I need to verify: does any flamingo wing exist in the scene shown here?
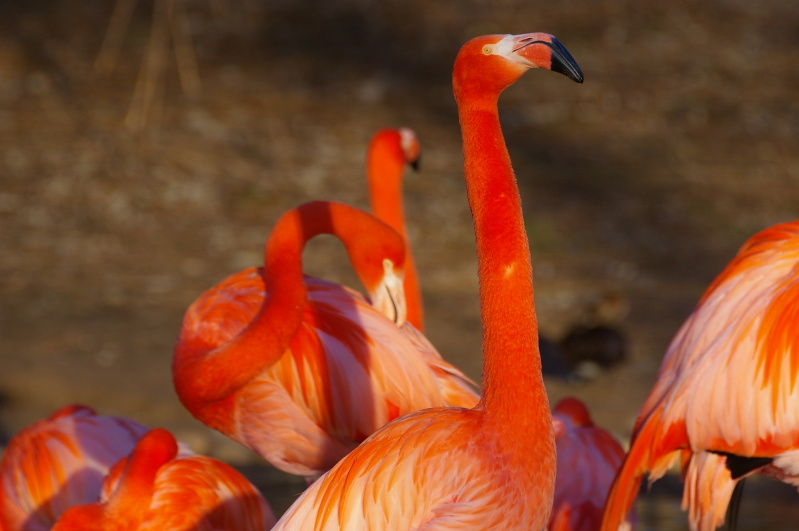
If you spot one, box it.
[398,322,480,409]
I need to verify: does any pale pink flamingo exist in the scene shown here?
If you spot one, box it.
[549,397,630,531]
[366,127,425,331]
[51,428,275,530]
[272,33,583,529]
[601,221,799,530]
[172,200,478,480]
[0,405,148,530]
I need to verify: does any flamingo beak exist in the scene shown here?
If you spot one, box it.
[546,37,584,83]
[511,34,584,84]
[369,259,407,327]
[552,416,567,441]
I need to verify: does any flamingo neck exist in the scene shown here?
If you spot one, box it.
[367,136,425,331]
[174,211,309,404]
[102,430,177,527]
[367,138,406,235]
[458,102,551,439]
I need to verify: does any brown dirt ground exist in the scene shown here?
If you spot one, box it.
[2,0,799,518]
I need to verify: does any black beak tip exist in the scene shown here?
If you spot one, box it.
[548,38,584,84]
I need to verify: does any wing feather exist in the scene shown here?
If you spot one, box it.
[275,408,543,530]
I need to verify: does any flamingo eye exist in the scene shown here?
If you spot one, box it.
[482,45,492,55]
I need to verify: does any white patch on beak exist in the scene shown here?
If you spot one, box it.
[369,259,407,327]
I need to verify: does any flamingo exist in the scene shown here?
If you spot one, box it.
[0,404,149,530]
[172,200,478,480]
[366,127,425,331]
[601,220,799,531]
[51,428,276,530]
[272,32,583,529]
[549,397,630,531]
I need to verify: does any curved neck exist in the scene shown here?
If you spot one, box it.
[458,102,549,433]
[176,202,399,404]
[104,430,176,524]
[367,135,424,331]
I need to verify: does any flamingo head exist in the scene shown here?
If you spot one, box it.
[343,217,408,327]
[553,396,594,428]
[398,128,421,171]
[365,257,408,327]
[453,33,583,104]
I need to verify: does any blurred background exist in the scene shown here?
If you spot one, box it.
[2,0,799,525]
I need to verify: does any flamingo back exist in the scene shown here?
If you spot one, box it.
[0,405,148,530]
[52,429,276,531]
[100,453,276,530]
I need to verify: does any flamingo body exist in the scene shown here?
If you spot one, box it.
[174,201,478,478]
[549,398,629,531]
[601,221,799,531]
[0,405,148,530]
[273,33,583,529]
[52,428,275,530]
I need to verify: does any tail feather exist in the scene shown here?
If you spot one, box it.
[680,452,737,531]
[600,444,647,531]
[601,412,686,531]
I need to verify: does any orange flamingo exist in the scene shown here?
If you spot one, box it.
[366,127,425,331]
[601,220,799,531]
[549,397,630,531]
[272,33,583,529]
[173,200,478,479]
[51,428,276,530]
[0,404,149,530]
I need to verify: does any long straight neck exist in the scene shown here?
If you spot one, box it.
[458,101,550,432]
[367,140,424,331]
[367,141,406,235]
